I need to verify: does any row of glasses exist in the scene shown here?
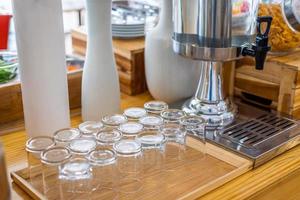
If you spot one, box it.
[25,100,206,199]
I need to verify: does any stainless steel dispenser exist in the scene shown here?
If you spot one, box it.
[172,0,300,168]
[172,0,272,127]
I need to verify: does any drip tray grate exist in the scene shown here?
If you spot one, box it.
[220,114,297,148]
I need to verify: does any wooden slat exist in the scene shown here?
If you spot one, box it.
[277,68,298,114]
[235,73,280,101]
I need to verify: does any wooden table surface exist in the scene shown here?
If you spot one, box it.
[1,92,300,200]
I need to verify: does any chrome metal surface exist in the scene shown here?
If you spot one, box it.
[182,61,236,127]
[195,62,224,102]
[172,98,300,168]
[282,0,300,32]
[173,0,232,48]
[172,40,242,61]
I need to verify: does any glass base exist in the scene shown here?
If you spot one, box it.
[182,97,237,127]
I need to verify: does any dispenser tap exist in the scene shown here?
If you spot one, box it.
[242,16,273,70]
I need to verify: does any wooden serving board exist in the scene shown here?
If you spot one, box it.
[11,137,252,200]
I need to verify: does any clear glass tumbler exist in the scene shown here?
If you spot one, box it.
[123,107,147,121]
[139,115,164,130]
[102,114,128,127]
[40,147,72,198]
[78,121,104,138]
[136,130,165,176]
[113,140,143,198]
[159,122,187,172]
[180,115,206,154]
[87,148,118,199]
[118,122,144,139]
[160,109,186,123]
[59,157,92,195]
[68,138,97,158]
[25,136,55,186]
[144,100,168,115]
[54,128,81,147]
[96,127,123,149]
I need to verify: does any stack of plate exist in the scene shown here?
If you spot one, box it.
[111,0,159,39]
[112,19,145,39]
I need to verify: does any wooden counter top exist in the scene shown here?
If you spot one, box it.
[1,92,300,200]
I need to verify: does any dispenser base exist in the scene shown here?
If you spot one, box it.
[182,97,237,127]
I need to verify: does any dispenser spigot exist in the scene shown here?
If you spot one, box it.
[242,16,273,70]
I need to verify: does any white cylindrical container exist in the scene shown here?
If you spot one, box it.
[12,0,70,137]
[82,0,120,121]
[145,0,200,103]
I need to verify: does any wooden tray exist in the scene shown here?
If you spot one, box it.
[11,137,252,200]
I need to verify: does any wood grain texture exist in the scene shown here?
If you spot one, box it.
[235,52,300,118]
[1,92,300,199]
[11,136,251,200]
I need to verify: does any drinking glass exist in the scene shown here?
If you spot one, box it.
[78,121,104,138]
[40,147,72,197]
[54,128,81,147]
[139,115,164,130]
[25,136,55,186]
[68,138,97,158]
[102,114,128,127]
[59,157,92,195]
[118,122,143,139]
[96,127,123,149]
[136,130,165,176]
[144,100,168,115]
[113,140,143,198]
[159,122,187,172]
[180,115,206,154]
[87,148,118,199]
[160,109,186,122]
[123,107,147,121]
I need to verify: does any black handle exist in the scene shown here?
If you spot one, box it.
[257,16,272,37]
[242,16,273,70]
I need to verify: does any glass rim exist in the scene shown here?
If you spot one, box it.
[41,146,72,165]
[139,115,164,127]
[144,100,168,112]
[86,148,117,166]
[136,130,166,149]
[102,114,128,126]
[53,128,81,143]
[78,121,104,135]
[96,128,123,144]
[25,136,55,153]
[113,140,142,156]
[118,122,144,135]
[59,157,92,180]
[180,115,206,127]
[160,109,186,121]
[68,138,97,155]
[123,107,147,119]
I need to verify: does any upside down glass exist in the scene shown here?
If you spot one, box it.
[78,121,104,138]
[96,127,123,149]
[136,130,165,176]
[26,136,55,187]
[40,147,72,198]
[59,157,93,196]
[113,140,143,199]
[180,115,206,154]
[159,122,187,172]
[54,128,81,147]
[87,148,118,199]
[144,101,168,115]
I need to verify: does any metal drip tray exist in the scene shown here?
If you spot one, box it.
[221,114,297,148]
[171,98,300,168]
[204,99,300,168]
